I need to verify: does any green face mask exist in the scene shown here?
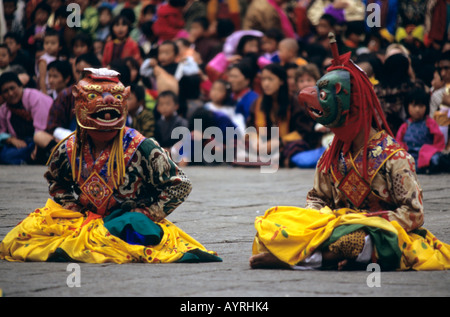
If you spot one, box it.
[302,69,351,128]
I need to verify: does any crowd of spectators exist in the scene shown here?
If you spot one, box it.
[0,0,449,173]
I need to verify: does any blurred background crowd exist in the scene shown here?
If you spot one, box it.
[0,0,449,173]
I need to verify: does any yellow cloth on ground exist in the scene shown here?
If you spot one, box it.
[252,206,450,270]
[0,199,219,264]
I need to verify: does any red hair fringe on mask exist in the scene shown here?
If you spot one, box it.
[318,48,393,180]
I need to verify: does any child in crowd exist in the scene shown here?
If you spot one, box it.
[189,16,221,67]
[295,63,321,92]
[127,83,155,139]
[46,60,74,100]
[4,32,34,77]
[96,4,113,41]
[396,86,450,174]
[204,79,245,137]
[261,28,284,63]
[140,4,156,25]
[155,90,188,150]
[71,33,92,61]
[36,28,62,95]
[0,45,11,76]
[278,38,307,67]
[342,21,366,57]
[69,33,92,76]
[124,57,141,85]
[102,15,142,67]
[284,62,299,96]
[24,1,51,58]
[140,40,180,95]
[308,13,337,51]
[46,0,64,28]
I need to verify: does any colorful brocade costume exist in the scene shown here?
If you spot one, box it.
[251,34,450,271]
[0,68,221,264]
[252,130,450,271]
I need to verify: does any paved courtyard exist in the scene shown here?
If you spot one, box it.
[0,165,449,299]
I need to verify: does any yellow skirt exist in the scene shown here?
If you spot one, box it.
[252,206,450,271]
[0,199,221,264]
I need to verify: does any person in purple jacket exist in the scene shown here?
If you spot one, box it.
[0,72,53,164]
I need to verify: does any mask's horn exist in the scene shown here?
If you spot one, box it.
[328,32,341,66]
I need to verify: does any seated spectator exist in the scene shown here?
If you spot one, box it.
[140,40,181,94]
[374,52,416,136]
[261,28,284,63]
[154,90,188,150]
[34,53,101,157]
[151,0,188,43]
[188,16,221,67]
[23,1,51,59]
[95,3,113,41]
[205,30,263,83]
[430,51,450,147]
[243,0,296,38]
[246,63,317,167]
[204,79,245,137]
[227,61,259,121]
[102,14,142,67]
[36,28,63,95]
[396,86,450,174]
[307,14,337,52]
[4,32,34,77]
[69,32,93,72]
[0,44,12,76]
[46,60,74,100]
[284,62,300,96]
[126,83,155,139]
[278,38,307,67]
[0,72,53,164]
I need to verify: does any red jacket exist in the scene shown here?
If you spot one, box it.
[152,4,185,42]
[102,37,142,67]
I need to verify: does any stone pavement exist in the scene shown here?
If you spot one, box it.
[0,165,449,298]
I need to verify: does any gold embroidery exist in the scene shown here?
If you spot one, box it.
[338,168,371,208]
[81,171,113,209]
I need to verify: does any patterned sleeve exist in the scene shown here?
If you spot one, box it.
[305,165,335,210]
[43,141,78,206]
[137,138,192,218]
[384,150,424,232]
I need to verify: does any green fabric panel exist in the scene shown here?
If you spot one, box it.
[177,249,223,263]
[103,209,163,245]
[322,224,402,271]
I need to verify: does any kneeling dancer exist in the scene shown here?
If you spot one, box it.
[0,68,221,264]
[250,34,450,271]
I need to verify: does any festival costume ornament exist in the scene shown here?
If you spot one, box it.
[49,68,131,189]
[1,67,222,264]
[298,33,392,180]
[73,68,129,131]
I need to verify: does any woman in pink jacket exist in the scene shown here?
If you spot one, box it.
[0,72,53,164]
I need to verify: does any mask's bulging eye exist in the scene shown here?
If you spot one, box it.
[319,90,327,100]
[88,93,97,100]
[115,94,123,101]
